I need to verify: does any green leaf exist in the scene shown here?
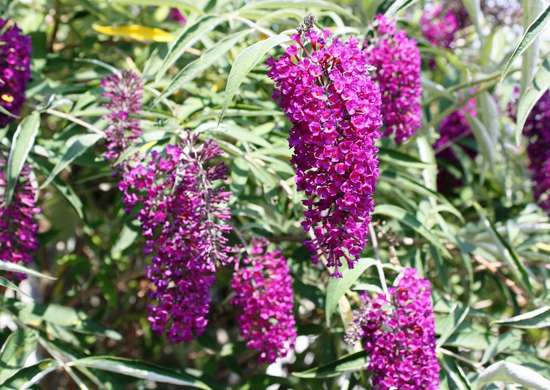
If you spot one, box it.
[5,112,40,205]
[113,0,202,14]
[231,157,250,194]
[478,92,500,145]
[437,304,470,347]
[0,260,56,280]
[325,258,376,326]
[373,205,450,256]
[238,0,355,19]
[220,34,291,120]
[475,361,550,390]
[493,306,550,329]
[384,0,418,16]
[41,133,102,188]
[292,351,368,379]
[441,355,472,390]
[0,277,30,297]
[156,15,225,82]
[154,29,252,104]
[500,3,550,83]
[515,57,550,144]
[0,329,38,385]
[378,146,432,169]
[465,113,496,169]
[0,359,59,389]
[70,356,211,389]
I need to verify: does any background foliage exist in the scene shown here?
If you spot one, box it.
[0,0,549,388]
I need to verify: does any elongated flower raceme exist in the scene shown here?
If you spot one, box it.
[366,15,422,143]
[267,28,382,277]
[101,70,143,161]
[0,18,31,127]
[513,91,550,213]
[119,135,233,342]
[420,2,468,48]
[433,99,477,191]
[0,156,39,273]
[232,238,297,363]
[346,268,440,390]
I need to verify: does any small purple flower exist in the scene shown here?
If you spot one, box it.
[232,238,297,363]
[0,18,32,127]
[268,27,382,276]
[420,2,468,48]
[169,8,187,25]
[346,268,440,390]
[119,134,233,342]
[367,15,422,143]
[101,71,143,161]
[0,155,39,274]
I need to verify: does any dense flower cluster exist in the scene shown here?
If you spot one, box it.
[366,15,422,143]
[346,268,439,390]
[433,99,477,191]
[0,155,39,273]
[232,238,297,363]
[169,8,187,25]
[511,91,550,212]
[119,136,233,342]
[267,28,382,276]
[0,18,32,127]
[101,71,143,161]
[420,2,468,48]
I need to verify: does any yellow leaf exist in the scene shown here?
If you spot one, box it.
[93,24,174,42]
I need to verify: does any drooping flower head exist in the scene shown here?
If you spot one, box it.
[421,1,468,48]
[0,18,32,127]
[346,268,440,390]
[119,134,233,342]
[169,8,187,25]
[267,24,382,276]
[101,71,143,161]
[366,15,422,143]
[510,91,550,213]
[433,99,477,191]
[0,155,39,275]
[232,238,297,363]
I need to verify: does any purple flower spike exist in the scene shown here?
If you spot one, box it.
[0,156,39,275]
[367,15,422,143]
[347,268,440,390]
[268,28,382,276]
[101,71,143,161]
[119,135,233,342]
[0,18,31,127]
[420,2,468,48]
[232,238,297,363]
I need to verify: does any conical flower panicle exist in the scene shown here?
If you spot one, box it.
[347,268,440,390]
[101,70,143,161]
[119,135,233,342]
[0,155,39,275]
[0,18,31,127]
[232,238,297,363]
[367,15,422,143]
[420,1,468,48]
[268,28,382,276]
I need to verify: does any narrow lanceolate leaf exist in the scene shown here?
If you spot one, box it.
[154,29,252,104]
[0,260,55,280]
[156,15,225,82]
[42,133,102,188]
[515,57,550,144]
[500,3,550,83]
[70,357,211,389]
[220,34,291,120]
[0,359,59,389]
[475,361,550,390]
[238,0,355,19]
[293,351,368,379]
[0,329,38,384]
[493,306,550,329]
[478,92,500,144]
[465,113,496,169]
[112,0,202,14]
[5,112,40,205]
[385,0,418,17]
[325,258,376,326]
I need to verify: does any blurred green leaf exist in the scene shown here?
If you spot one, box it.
[493,306,550,329]
[0,260,55,280]
[475,361,550,390]
[0,329,38,385]
[292,351,368,379]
